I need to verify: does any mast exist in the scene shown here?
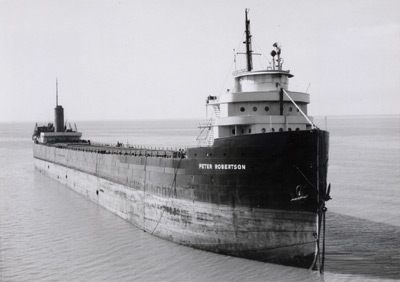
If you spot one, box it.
[56,78,59,106]
[245,9,253,72]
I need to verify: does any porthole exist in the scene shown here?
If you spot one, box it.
[288,128,292,131]
[262,128,266,133]
[265,106,269,112]
[297,108,300,112]
[279,128,283,132]
[253,106,257,112]
[271,128,275,132]
[289,107,293,112]
[240,107,245,112]
[296,128,300,131]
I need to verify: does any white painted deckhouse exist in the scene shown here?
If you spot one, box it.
[202,9,314,144]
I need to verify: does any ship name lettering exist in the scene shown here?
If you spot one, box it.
[214,164,246,170]
[199,163,246,170]
[199,163,213,169]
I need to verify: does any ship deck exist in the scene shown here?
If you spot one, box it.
[41,142,188,158]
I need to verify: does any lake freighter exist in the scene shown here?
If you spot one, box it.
[33,10,330,269]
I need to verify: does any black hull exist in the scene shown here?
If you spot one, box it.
[33,130,329,268]
[185,130,329,213]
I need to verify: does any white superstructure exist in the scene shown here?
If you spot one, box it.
[208,67,312,140]
[37,131,82,144]
[200,10,314,145]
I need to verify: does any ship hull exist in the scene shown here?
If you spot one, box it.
[33,130,329,268]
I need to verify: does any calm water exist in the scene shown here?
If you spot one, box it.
[0,116,399,282]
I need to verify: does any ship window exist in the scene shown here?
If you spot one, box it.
[288,128,292,131]
[296,128,300,131]
[240,107,245,112]
[253,106,257,112]
[289,107,293,112]
[248,128,252,133]
[262,128,266,133]
[232,128,235,135]
[297,108,300,112]
[241,129,244,134]
[265,106,269,112]
[279,128,283,132]
[271,128,275,132]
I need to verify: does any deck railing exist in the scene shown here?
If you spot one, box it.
[47,141,187,158]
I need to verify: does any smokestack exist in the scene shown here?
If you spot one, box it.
[54,79,64,132]
[55,105,64,132]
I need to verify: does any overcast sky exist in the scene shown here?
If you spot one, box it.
[0,0,399,122]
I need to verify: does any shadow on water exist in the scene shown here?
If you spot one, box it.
[325,212,400,280]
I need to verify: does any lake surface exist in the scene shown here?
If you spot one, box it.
[1,116,399,281]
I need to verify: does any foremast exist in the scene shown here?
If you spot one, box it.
[245,8,253,72]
